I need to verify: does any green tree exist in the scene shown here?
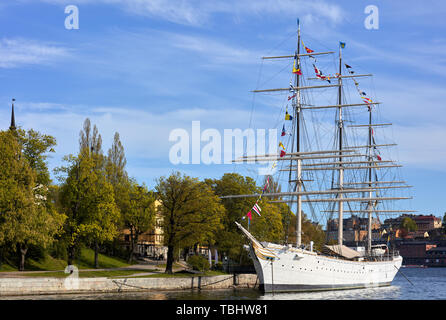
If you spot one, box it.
[79,118,103,157]
[205,173,258,262]
[259,175,325,250]
[17,128,56,187]
[124,182,156,263]
[105,131,129,233]
[207,173,290,262]
[0,131,65,270]
[156,172,225,274]
[302,218,325,251]
[57,150,120,267]
[56,119,120,267]
[249,201,284,242]
[400,217,417,235]
[208,173,325,262]
[106,132,127,186]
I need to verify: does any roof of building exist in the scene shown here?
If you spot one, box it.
[427,247,446,252]
[414,215,440,221]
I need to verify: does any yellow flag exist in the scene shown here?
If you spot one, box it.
[279,142,286,150]
[292,59,302,75]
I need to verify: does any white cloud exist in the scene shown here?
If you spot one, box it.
[392,124,446,170]
[0,38,70,68]
[346,37,446,78]
[8,102,277,172]
[35,0,345,26]
[169,33,258,65]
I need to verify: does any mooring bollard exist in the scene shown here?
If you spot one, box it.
[233,274,239,286]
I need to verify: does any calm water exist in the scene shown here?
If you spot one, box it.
[3,267,446,300]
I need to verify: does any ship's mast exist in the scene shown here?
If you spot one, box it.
[293,20,302,247]
[337,44,344,247]
[367,106,374,254]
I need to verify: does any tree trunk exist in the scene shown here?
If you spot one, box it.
[128,229,134,264]
[165,245,174,274]
[184,247,190,262]
[165,213,176,274]
[127,244,133,264]
[68,244,76,266]
[94,240,99,269]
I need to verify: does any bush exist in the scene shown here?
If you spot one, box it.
[26,244,46,261]
[49,240,68,261]
[213,261,223,271]
[187,255,210,272]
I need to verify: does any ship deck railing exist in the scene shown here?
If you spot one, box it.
[316,250,400,262]
[362,250,400,262]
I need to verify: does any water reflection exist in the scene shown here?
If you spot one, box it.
[260,285,402,300]
[0,286,404,300]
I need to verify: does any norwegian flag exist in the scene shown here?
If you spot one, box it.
[252,203,261,216]
[313,64,331,83]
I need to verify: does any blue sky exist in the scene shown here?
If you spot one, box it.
[0,0,445,219]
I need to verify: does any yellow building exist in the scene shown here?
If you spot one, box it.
[122,200,167,260]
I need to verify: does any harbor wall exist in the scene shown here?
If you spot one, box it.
[0,274,258,296]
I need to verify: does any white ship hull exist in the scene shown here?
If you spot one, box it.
[248,243,402,293]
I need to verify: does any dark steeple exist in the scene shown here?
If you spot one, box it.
[9,98,16,131]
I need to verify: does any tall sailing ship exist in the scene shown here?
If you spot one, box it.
[225,22,413,293]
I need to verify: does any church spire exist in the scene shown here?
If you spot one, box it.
[9,98,16,131]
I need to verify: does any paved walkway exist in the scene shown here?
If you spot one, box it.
[0,258,189,278]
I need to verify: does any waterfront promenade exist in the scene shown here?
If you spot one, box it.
[0,259,258,297]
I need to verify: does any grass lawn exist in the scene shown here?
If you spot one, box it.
[132,270,229,278]
[75,248,130,270]
[0,248,131,272]
[19,269,227,279]
[19,269,154,278]
[156,262,184,269]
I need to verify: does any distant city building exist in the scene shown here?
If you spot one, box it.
[398,241,437,265]
[425,247,446,267]
[414,215,442,232]
[382,214,442,239]
[326,215,381,243]
[121,200,167,260]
